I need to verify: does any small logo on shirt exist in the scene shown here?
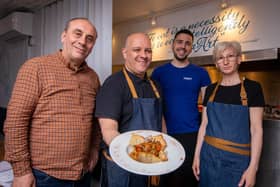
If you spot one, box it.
[183,77,192,80]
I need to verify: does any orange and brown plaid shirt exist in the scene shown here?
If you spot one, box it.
[4,51,101,180]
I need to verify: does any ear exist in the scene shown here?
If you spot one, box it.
[215,62,218,69]
[122,48,127,59]
[61,31,66,43]
[237,56,242,65]
[171,41,175,49]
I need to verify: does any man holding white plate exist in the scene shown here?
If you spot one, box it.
[95,32,166,187]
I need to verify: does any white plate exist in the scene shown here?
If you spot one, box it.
[109,130,185,176]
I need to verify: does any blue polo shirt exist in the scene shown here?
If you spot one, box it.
[151,62,211,134]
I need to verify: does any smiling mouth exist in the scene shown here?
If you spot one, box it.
[177,49,186,55]
[74,46,86,53]
[223,67,232,70]
[137,61,148,65]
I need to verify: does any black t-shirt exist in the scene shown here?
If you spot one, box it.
[95,69,162,127]
[203,79,265,107]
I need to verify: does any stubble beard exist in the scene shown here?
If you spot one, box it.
[174,53,188,62]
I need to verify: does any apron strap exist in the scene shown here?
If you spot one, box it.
[208,76,248,106]
[123,68,138,98]
[204,135,250,156]
[148,79,160,99]
[148,176,160,186]
[240,77,248,106]
[122,68,161,99]
[102,149,113,161]
[208,80,221,102]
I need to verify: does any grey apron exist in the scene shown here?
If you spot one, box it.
[100,68,162,187]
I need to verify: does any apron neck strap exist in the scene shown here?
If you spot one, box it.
[123,68,138,98]
[208,79,221,103]
[122,68,160,99]
[148,79,160,99]
[208,76,248,106]
[240,76,248,106]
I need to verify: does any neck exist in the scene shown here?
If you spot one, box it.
[61,50,83,70]
[125,65,145,79]
[221,73,241,86]
[171,59,190,68]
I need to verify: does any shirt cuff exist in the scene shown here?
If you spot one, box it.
[11,160,32,177]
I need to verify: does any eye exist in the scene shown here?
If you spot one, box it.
[145,49,152,54]
[86,36,94,43]
[132,48,141,52]
[185,41,192,46]
[176,40,183,44]
[73,31,82,38]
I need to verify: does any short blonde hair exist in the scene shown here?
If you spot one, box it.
[213,41,242,62]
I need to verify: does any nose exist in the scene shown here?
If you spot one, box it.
[183,43,189,48]
[220,56,230,64]
[78,35,87,45]
[139,50,147,58]
[224,57,231,63]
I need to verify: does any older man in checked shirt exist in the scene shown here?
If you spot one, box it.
[4,17,101,187]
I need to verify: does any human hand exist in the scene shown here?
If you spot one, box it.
[192,156,200,181]
[12,173,36,187]
[85,147,99,172]
[238,167,257,187]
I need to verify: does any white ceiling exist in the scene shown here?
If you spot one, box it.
[0,0,210,24]
[113,0,210,25]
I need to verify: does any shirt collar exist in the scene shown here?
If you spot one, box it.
[124,67,149,83]
[57,50,87,73]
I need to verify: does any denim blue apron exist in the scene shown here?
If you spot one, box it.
[100,68,162,187]
[200,79,251,187]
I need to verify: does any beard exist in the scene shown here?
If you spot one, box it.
[174,53,188,62]
[173,49,189,62]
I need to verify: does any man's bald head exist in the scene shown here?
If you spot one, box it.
[122,32,152,78]
[124,32,151,48]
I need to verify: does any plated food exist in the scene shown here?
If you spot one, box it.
[127,133,168,163]
[109,130,185,175]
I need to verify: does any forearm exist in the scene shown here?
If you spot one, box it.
[248,107,264,172]
[90,118,102,149]
[98,118,119,146]
[4,61,39,176]
[248,126,263,171]
[4,104,33,176]
[194,124,206,158]
[102,129,120,146]
[161,117,167,134]
[194,107,208,158]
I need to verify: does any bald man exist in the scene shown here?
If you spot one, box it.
[95,33,165,187]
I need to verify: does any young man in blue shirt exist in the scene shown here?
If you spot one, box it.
[152,29,211,187]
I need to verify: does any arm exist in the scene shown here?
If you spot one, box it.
[4,62,39,185]
[200,86,207,101]
[98,118,120,146]
[192,106,208,181]
[86,117,102,171]
[12,174,35,187]
[161,117,167,134]
[238,107,263,187]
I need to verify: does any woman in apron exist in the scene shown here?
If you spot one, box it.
[192,41,265,187]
